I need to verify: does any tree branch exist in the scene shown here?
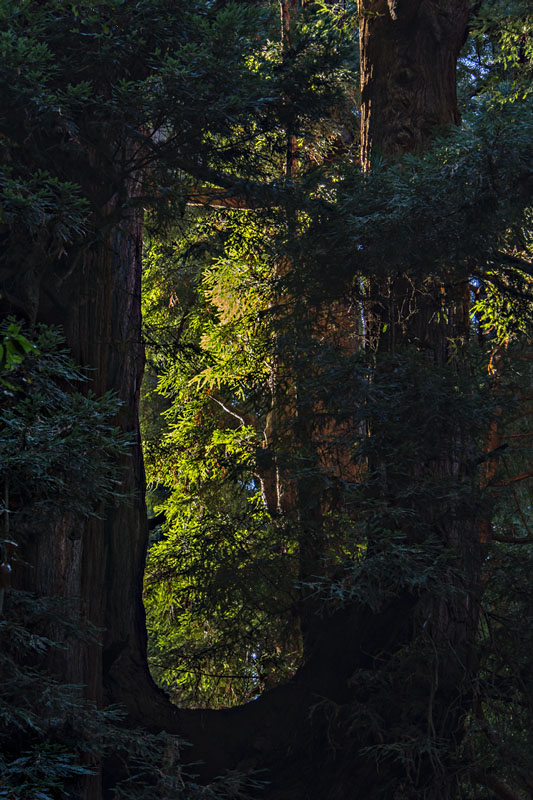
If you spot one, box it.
[208,391,257,430]
[491,470,533,487]
[491,534,533,545]
[495,250,533,275]
[471,269,533,301]
[480,772,525,800]
[186,188,270,211]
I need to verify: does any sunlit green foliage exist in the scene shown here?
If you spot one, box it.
[472,0,533,102]
[140,2,363,706]
[142,211,302,707]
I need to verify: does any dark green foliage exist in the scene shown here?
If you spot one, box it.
[0,323,129,517]
[0,325,121,797]
[0,0,281,290]
[0,325,122,799]
[0,589,115,800]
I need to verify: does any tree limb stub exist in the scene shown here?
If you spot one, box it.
[186,188,271,211]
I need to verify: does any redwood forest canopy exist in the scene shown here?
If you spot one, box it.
[0,1,532,799]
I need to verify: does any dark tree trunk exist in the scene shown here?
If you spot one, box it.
[359,0,469,168]
[3,160,156,797]
[358,3,484,797]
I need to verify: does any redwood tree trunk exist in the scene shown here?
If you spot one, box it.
[358,3,483,796]
[359,0,469,168]
[2,136,159,794]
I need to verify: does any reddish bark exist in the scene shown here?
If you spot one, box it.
[359,0,469,168]
[358,3,487,796]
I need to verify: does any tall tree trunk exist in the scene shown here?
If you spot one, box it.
[358,3,483,796]
[6,153,156,797]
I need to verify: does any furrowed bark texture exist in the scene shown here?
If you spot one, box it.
[3,156,154,798]
[359,0,469,167]
[44,205,149,710]
[359,2,483,796]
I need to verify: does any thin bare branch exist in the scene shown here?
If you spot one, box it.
[208,391,257,429]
